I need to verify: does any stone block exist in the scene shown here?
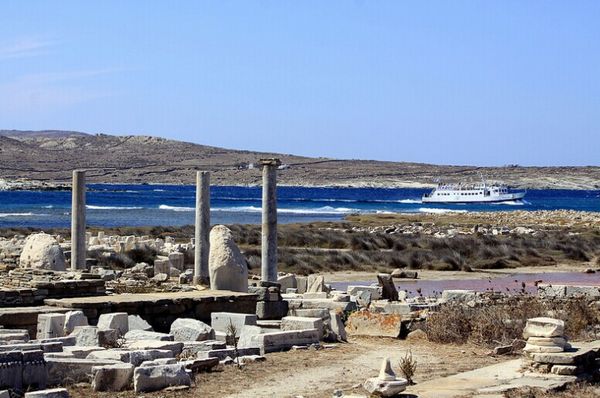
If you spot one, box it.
[124,329,174,341]
[168,252,185,271]
[46,357,122,385]
[277,273,297,291]
[523,317,564,338]
[88,348,173,366]
[128,350,173,366]
[211,312,258,333]
[281,316,324,339]
[128,315,153,331]
[0,351,23,390]
[302,292,328,299]
[70,326,118,347]
[63,311,88,335]
[91,363,134,391]
[139,358,177,367]
[125,340,183,356]
[441,290,476,302]
[153,259,170,277]
[565,285,600,298]
[291,308,330,319]
[133,364,191,393]
[87,349,131,363]
[181,340,226,356]
[550,365,581,375]
[238,326,319,354]
[22,349,48,390]
[97,312,129,335]
[37,314,66,339]
[527,336,567,347]
[24,388,70,398]
[249,286,280,301]
[296,276,308,294]
[371,301,412,316]
[35,336,76,347]
[345,310,402,338]
[286,298,357,313]
[328,310,347,342]
[537,284,567,298]
[256,301,289,320]
[63,346,105,359]
[169,318,215,342]
[306,275,327,293]
[523,343,565,353]
[197,347,261,360]
[377,274,399,301]
[0,330,29,342]
[180,357,220,373]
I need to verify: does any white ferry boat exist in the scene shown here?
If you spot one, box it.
[422,179,526,204]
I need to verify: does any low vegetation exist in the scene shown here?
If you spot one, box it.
[3,214,599,275]
[425,295,600,347]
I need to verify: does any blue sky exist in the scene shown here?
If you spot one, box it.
[0,1,598,166]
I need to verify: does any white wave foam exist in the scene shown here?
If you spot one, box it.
[87,205,143,210]
[159,205,194,212]
[494,200,525,206]
[396,199,422,204]
[418,207,468,214]
[211,205,361,215]
[153,189,166,192]
[0,212,36,218]
[42,205,54,209]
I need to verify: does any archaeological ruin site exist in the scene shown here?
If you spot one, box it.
[1,161,599,398]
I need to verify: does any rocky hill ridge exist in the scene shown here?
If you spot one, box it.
[0,130,598,189]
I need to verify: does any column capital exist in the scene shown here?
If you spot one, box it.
[259,158,281,167]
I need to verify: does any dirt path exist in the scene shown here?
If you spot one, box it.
[69,337,500,398]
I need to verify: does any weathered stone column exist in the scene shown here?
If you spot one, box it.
[71,170,86,270]
[194,171,211,285]
[260,158,281,282]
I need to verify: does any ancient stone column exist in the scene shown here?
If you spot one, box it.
[260,158,281,282]
[71,170,86,270]
[194,171,211,285]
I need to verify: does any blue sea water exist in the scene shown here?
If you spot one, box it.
[0,185,598,228]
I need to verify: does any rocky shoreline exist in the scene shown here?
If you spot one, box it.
[0,179,70,191]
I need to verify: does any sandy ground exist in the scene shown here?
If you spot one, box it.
[68,337,499,398]
[322,263,592,283]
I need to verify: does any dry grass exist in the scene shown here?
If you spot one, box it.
[3,218,599,275]
[505,383,600,398]
[425,295,600,347]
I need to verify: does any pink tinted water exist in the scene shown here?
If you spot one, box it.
[331,272,600,298]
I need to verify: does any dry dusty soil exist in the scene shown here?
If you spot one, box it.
[68,337,498,398]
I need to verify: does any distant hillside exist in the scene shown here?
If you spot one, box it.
[0,130,598,189]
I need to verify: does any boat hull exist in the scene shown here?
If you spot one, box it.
[421,191,526,204]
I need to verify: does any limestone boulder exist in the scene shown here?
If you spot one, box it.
[169,318,215,342]
[208,225,248,292]
[133,364,191,393]
[64,311,88,335]
[19,233,66,271]
[128,315,153,332]
[97,313,129,335]
[91,363,134,392]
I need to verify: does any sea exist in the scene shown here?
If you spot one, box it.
[0,185,598,228]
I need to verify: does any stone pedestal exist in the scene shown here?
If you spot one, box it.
[260,158,280,282]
